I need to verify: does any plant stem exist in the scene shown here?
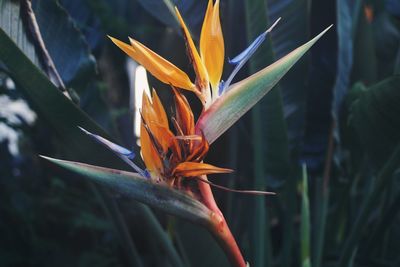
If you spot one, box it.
[198,176,246,267]
[20,0,70,98]
[208,212,247,267]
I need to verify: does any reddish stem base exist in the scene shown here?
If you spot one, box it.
[198,176,246,267]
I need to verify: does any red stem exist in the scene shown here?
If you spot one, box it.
[198,176,246,267]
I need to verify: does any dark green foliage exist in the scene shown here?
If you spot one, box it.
[349,76,400,166]
[1,0,400,266]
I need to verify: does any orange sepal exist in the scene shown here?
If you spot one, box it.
[175,7,209,98]
[140,93,166,175]
[173,162,233,177]
[140,122,163,176]
[108,36,195,91]
[151,89,168,129]
[186,133,209,162]
[153,125,182,161]
[200,0,224,91]
[173,89,195,135]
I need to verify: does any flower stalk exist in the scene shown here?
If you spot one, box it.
[198,177,247,267]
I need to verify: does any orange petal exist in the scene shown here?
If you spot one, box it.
[186,132,209,161]
[141,92,156,124]
[151,89,168,129]
[141,92,172,154]
[200,0,224,92]
[153,125,182,161]
[140,93,166,175]
[173,89,195,135]
[173,162,233,177]
[175,7,210,99]
[108,36,195,91]
[140,122,163,175]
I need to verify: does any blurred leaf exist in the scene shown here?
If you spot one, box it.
[244,0,278,266]
[0,27,126,169]
[0,0,40,65]
[386,0,400,18]
[197,26,332,145]
[266,0,310,152]
[136,0,208,38]
[351,3,377,85]
[31,0,96,87]
[395,45,400,74]
[300,164,311,267]
[41,156,212,225]
[338,144,400,266]
[349,76,400,166]
[300,0,337,172]
[331,0,359,144]
[0,0,96,89]
[373,11,400,79]
[312,175,328,267]
[365,186,400,254]
[175,220,230,267]
[0,27,183,266]
[59,0,104,50]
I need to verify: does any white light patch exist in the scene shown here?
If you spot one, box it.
[126,60,150,146]
[0,123,19,155]
[5,78,16,90]
[0,95,37,155]
[0,95,37,125]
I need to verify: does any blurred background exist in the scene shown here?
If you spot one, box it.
[0,0,399,266]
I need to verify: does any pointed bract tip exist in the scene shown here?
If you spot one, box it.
[107,35,118,42]
[77,126,89,134]
[39,154,50,160]
[265,17,281,34]
[321,24,334,35]
[174,6,179,14]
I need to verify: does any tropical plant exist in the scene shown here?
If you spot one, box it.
[0,0,399,267]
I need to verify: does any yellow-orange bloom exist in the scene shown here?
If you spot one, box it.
[200,0,224,93]
[108,36,195,92]
[109,0,225,106]
[140,88,231,185]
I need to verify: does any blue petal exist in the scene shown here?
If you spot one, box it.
[79,127,148,178]
[144,169,151,179]
[228,33,268,65]
[220,17,281,94]
[78,126,135,159]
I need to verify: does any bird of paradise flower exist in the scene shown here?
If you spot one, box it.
[41,1,332,266]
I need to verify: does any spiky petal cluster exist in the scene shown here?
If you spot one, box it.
[140,89,232,186]
[109,0,272,108]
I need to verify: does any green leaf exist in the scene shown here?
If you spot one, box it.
[136,0,207,38]
[244,1,277,266]
[300,164,311,267]
[338,144,400,266]
[196,25,332,144]
[349,76,400,166]
[0,26,183,266]
[41,156,212,225]
[351,3,377,85]
[0,0,96,88]
[0,0,40,65]
[266,0,311,152]
[0,26,123,168]
[312,176,328,267]
[31,0,96,86]
[175,220,230,267]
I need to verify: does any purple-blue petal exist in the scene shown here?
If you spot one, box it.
[220,17,281,94]
[228,33,267,65]
[78,126,135,159]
